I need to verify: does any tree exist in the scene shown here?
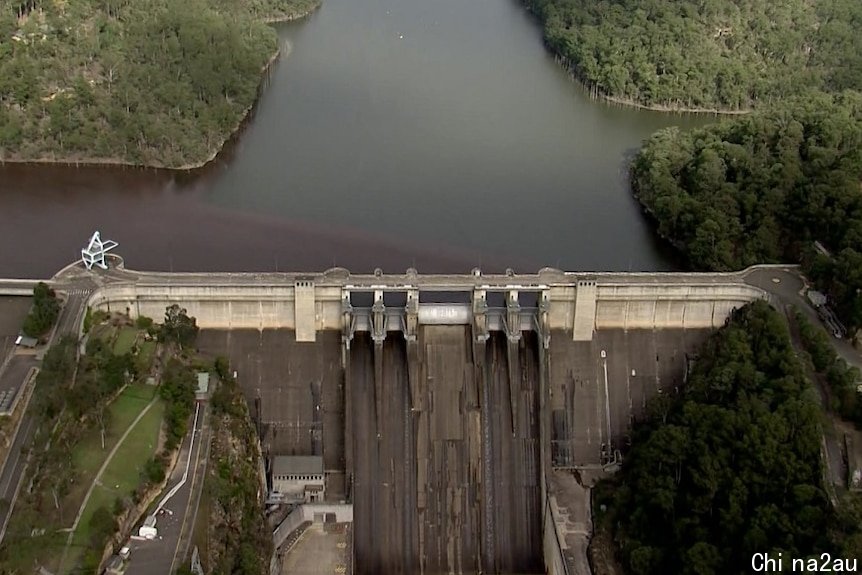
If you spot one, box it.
[160,304,199,348]
[88,505,116,547]
[22,282,60,338]
[632,92,862,331]
[525,0,862,110]
[0,0,289,167]
[608,303,838,574]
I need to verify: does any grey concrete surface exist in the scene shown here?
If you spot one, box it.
[482,332,543,574]
[416,326,482,575]
[281,522,350,575]
[88,263,785,288]
[351,328,545,575]
[196,329,345,499]
[350,334,417,575]
[0,297,31,359]
[549,328,711,467]
[547,471,593,575]
[0,356,34,399]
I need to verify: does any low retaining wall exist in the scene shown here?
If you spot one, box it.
[272,503,353,549]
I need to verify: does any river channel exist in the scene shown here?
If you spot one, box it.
[0,0,708,279]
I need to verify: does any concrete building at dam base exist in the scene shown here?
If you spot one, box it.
[63,263,777,574]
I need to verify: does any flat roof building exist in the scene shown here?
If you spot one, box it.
[271,455,325,503]
[15,335,37,348]
[196,372,210,402]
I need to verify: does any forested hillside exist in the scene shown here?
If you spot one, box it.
[0,0,317,168]
[600,302,862,574]
[194,359,272,574]
[524,0,862,111]
[631,91,862,331]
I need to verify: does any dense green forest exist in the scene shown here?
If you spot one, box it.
[0,0,317,168]
[193,357,272,574]
[22,281,59,338]
[795,308,862,426]
[631,91,862,330]
[524,0,862,110]
[600,302,861,574]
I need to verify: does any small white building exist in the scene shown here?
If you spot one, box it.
[15,335,38,348]
[138,515,157,539]
[271,455,325,503]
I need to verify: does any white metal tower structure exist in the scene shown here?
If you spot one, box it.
[81,231,119,270]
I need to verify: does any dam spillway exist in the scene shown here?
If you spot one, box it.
[348,328,544,575]
[82,266,774,574]
[194,323,711,574]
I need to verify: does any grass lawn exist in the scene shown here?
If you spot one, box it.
[66,392,164,572]
[101,398,164,495]
[113,326,139,355]
[16,384,159,573]
[71,384,157,480]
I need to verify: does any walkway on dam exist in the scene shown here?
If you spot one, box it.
[0,260,813,294]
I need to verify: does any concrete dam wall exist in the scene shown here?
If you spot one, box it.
[86,268,768,340]
[83,268,770,574]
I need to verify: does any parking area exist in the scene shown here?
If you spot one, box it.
[0,297,31,363]
[0,356,36,413]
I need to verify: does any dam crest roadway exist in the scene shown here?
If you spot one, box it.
[0,261,799,575]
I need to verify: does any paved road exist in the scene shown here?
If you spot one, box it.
[0,282,92,543]
[55,289,91,342]
[0,297,32,355]
[0,382,37,539]
[743,266,861,369]
[58,260,787,290]
[0,356,35,398]
[125,403,210,575]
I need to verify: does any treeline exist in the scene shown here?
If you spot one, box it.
[523,0,862,111]
[192,357,272,575]
[212,0,319,21]
[795,309,862,426]
[599,302,860,574]
[0,0,314,167]
[21,281,58,339]
[631,91,862,330]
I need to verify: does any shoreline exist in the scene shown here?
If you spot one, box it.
[0,2,319,172]
[0,44,284,172]
[517,0,754,117]
[262,0,322,24]
[550,54,751,116]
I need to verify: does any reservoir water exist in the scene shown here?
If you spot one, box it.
[0,0,706,278]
